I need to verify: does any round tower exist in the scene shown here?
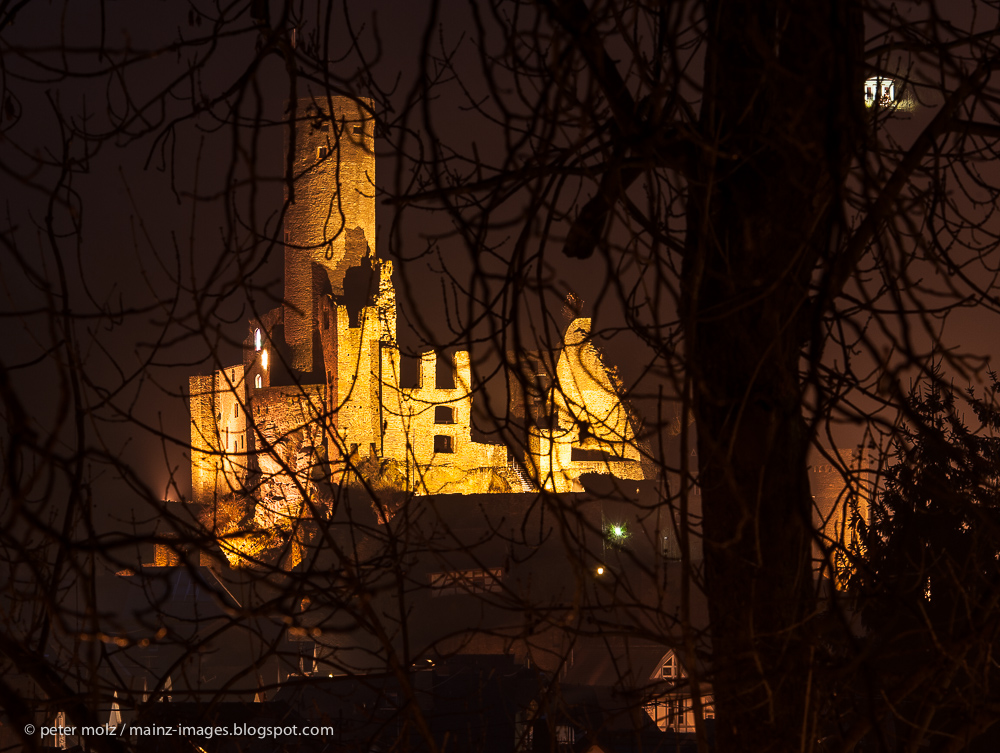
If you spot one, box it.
[283,95,375,372]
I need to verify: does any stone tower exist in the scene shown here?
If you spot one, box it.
[283,96,375,372]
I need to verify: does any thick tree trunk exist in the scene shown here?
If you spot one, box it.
[683,3,862,751]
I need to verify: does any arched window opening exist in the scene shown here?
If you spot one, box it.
[254,328,262,351]
[255,374,262,389]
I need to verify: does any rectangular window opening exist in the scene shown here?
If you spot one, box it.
[434,406,454,424]
[436,352,456,389]
[433,435,454,454]
[399,353,421,389]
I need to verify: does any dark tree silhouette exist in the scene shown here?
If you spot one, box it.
[852,379,1000,752]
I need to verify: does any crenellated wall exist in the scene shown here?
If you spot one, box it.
[379,349,514,494]
[191,305,647,512]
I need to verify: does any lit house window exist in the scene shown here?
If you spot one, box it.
[429,568,502,596]
[555,726,576,744]
[661,652,677,680]
[254,328,262,351]
[261,349,269,370]
[255,374,262,389]
[864,77,895,108]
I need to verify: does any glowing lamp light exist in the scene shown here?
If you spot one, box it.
[596,566,605,576]
[607,522,628,541]
[262,349,269,370]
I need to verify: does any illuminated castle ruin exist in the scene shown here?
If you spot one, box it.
[188,96,648,547]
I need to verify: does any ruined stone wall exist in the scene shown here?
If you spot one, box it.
[188,365,248,504]
[250,384,329,528]
[376,260,396,346]
[316,295,339,436]
[189,375,216,504]
[245,307,284,397]
[334,300,384,462]
[529,429,644,494]
[375,315,643,496]
[329,259,395,463]
[284,96,375,371]
[380,349,510,495]
[528,318,645,493]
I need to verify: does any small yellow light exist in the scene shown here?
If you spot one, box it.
[596,566,605,576]
[262,349,269,370]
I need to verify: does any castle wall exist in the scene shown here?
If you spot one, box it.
[189,365,248,504]
[189,375,215,504]
[284,96,375,371]
[528,318,645,493]
[250,384,330,528]
[245,308,281,393]
[334,300,385,462]
[380,349,511,495]
[323,258,396,463]
[529,429,644,494]
[316,295,339,426]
